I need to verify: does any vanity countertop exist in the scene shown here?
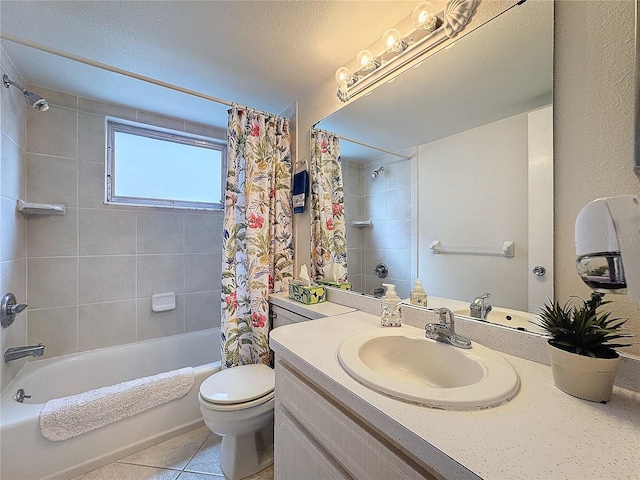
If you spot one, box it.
[270,310,640,480]
[269,292,358,319]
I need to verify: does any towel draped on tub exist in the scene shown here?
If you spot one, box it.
[39,367,195,442]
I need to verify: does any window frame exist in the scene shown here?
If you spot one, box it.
[106,119,227,210]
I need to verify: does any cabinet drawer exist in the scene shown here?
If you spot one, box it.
[271,304,311,328]
[275,406,352,480]
[277,362,435,480]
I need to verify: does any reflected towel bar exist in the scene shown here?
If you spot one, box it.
[430,241,514,258]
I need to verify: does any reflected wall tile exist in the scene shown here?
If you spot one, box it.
[386,219,412,251]
[26,153,78,207]
[27,207,78,257]
[137,254,185,298]
[137,295,185,341]
[79,209,136,255]
[28,257,78,309]
[137,212,184,254]
[26,105,77,159]
[386,188,411,220]
[185,291,220,332]
[27,306,78,358]
[79,255,136,304]
[78,300,136,351]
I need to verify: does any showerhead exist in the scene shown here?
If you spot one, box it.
[371,166,384,178]
[3,75,49,112]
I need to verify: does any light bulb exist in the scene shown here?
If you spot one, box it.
[382,29,407,53]
[412,2,437,31]
[335,67,352,86]
[356,50,379,71]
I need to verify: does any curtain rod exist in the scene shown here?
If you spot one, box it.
[0,33,234,107]
[313,128,412,160]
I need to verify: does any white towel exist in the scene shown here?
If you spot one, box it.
[40,367,195,442]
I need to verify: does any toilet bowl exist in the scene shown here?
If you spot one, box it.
[199,363,275,480]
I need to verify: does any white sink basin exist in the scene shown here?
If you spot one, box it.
[453,307,544,333]
[338,326,520,410]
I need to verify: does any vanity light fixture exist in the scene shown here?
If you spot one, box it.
[334,0,479,103]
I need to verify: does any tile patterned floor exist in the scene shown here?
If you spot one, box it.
[73,426,274,480]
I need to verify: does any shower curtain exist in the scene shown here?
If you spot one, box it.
[310,129,348,280]
[221,105,293,367]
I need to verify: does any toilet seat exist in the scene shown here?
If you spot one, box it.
[200,363,275,410]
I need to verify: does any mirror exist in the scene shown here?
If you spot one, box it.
[314,0,553,313]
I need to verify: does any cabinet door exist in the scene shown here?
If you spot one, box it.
[275,406,351,480]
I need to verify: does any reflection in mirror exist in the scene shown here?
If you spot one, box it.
[315,0,553,313]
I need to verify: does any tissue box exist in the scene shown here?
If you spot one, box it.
[316,279,352,290]
[288,284,326,304]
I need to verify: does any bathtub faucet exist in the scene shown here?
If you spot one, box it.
[4,343,45,362]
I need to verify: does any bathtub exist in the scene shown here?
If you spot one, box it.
[0,328,221,480]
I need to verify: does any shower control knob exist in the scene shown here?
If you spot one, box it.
[532,266,546,277]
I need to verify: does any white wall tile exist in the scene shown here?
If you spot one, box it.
[1,133,25,201]
[26,105,77,158]
[28,257,78,308]
[78,160,107,209]
[1,197,25,262]
[184,213,223,254]
[137,254,185,298]
[27,306,78,358]
[27,207,78,257]
[78,112,106,163]
[185,291,220,332]
[137,212,184,254]
[26,153,78,207]
[185,253,220,293]
[79,209,136,255]
[137,295,185,340]
[79,255,136,304]
[78,300,136,351]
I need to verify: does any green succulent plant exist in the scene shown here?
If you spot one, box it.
[533,292,634,359]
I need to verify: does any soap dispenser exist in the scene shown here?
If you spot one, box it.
[410,278,428,307]
[381,283,402,327]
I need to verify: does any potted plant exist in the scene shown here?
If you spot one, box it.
[533,292,634,402]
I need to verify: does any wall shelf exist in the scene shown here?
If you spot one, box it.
[430,240,514,258]
[16,199,66,217]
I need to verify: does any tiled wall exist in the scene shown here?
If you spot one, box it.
[343,150,417,299]
[22,85,224,360]
[0,47,29,390]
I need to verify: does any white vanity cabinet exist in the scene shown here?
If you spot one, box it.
[275,360,440,480]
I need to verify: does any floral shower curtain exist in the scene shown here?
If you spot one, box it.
[221,105,294,367]
[310,129,348,280]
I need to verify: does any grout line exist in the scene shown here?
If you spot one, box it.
[76,103,80,352]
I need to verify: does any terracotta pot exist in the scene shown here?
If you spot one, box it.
[547,341,620,402]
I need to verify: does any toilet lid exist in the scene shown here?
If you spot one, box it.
[200,363,275,404]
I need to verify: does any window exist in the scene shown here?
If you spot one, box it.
[107,120,226,209]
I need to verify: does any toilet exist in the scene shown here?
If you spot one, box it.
[199,363,275,480]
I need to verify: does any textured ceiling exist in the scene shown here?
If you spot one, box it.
[0,0,416,128]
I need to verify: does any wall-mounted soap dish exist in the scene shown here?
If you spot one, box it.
[16,199,66,217]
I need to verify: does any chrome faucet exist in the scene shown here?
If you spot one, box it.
[4,343,45,362]
[425,308,471,349]
[470,293,492,320]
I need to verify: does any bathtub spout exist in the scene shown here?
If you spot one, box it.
[4,343,44,362]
